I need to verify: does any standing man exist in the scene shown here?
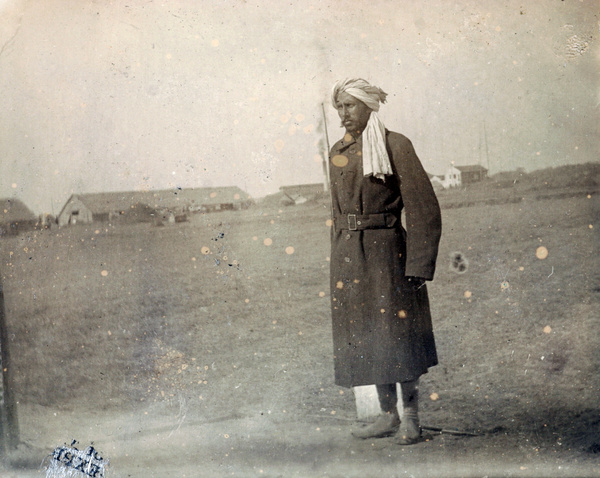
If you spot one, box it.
[328,78,442,445]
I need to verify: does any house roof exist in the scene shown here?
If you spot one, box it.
[280,183,325,196]
[455,165,488,173]
[60,187,252,216]
[0,198,37,223]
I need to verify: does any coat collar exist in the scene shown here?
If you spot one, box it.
[332,132,361,153]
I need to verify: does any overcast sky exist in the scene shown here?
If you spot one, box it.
[1,0,598,214]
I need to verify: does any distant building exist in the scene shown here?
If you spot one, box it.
[57,195,95,226]
[444,165,462,188]
[57,187,253,227]
[434,164,488,189]
[279,183,325,205]
[57,192,154,227]
[0,198,37,236]
[183,186,253,213]
[455,165,488,185]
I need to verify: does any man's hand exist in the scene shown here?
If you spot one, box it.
[406,276,426,290]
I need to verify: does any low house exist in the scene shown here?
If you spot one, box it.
[455,165,488,185]
[436,164,488,189]
[182,186,253,213]
[57,192,157,227]
[0,198,37,236]
[57,186,253,227]
[279,183,326,205]
[444,165,462,188]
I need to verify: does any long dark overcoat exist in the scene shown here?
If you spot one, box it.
[329,130,442,388]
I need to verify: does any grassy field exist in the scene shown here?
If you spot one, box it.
[0,181,598,477]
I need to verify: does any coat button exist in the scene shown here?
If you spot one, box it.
[356,220,362,225]
[345,234,351,240]
[344,257,351,262]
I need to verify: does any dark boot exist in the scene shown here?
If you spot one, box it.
[395,379,422,445]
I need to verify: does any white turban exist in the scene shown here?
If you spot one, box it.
[331,78,393,180]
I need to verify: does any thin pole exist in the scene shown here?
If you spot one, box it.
[321,103,331,191]
[0,273,19,452]
[478,124,482,166]
[483,119,491,173]
[321,102,336,234]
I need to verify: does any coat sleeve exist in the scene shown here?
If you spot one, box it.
[389,134,442,281]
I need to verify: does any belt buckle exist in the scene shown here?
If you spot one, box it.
[347,214,357,231]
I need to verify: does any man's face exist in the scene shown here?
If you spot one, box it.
[335,92,372,136]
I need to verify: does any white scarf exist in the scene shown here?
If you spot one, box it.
[360,111,392,180]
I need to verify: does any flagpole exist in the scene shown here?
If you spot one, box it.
[321,103,331,191]
[0,273,19,453]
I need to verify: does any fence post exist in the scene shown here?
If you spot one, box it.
[0,275,19,452]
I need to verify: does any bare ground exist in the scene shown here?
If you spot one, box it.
[0,188,598,477]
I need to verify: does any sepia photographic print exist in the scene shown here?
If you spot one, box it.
[0,1,598,477]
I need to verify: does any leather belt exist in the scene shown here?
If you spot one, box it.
[338,212,399,231]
